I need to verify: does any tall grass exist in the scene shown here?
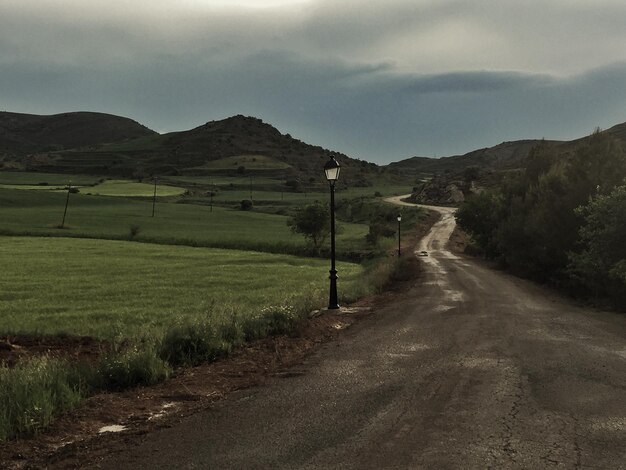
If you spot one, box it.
[0,357,86,441]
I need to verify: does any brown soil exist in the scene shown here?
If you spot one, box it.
[0,336,104,368]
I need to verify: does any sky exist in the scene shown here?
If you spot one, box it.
[2,0,626,164]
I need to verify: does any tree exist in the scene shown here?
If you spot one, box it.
[568,184,626,307]
[287,203,329,252]
[455,191,505,258]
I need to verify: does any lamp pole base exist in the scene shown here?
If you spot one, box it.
[328,269,339,309]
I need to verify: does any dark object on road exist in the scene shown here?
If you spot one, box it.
[418,251,429,257]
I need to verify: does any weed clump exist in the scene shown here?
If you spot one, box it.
[96,345,171,390]
[0,357,86,441]
[160,320,234,367]
[128,224,141,240]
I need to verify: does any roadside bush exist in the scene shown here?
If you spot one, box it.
[97,346,171,390]
[0,357,86,441]
[240,199,253,211]
[241,304,303,341]
[159,320,233,367]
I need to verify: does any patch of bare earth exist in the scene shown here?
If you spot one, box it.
[0,213,438,470]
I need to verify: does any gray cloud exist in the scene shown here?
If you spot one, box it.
[1,1,626,163]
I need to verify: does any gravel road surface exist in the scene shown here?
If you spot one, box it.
[100,198,626,469]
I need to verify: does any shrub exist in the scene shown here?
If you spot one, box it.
[129,224,141,240]
[240,199,253,211]
[241,304,303,341]
[97,346,171,390]
[0,357,85,441]
[287,202,329,252]
[159,320,233,367]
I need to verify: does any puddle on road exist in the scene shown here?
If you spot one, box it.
[443,289,465,302]
[148,402,178,421]
[403,343,430,352]
[98,425,127,434]
[459,357,509,369]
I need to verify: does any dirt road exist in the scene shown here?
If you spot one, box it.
[100,198,626,469]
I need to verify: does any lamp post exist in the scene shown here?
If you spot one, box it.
[397,215,402,257]
[324,155,341,310]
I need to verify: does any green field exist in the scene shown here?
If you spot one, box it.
[0,171,412,338]
[0,173,186,197]
[0,171,100,186]
[0,188,370,255]
[0,237,363,338]
[84,180,186,197]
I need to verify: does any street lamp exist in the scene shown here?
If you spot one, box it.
[397,215,402,257]
[324,155,341,310]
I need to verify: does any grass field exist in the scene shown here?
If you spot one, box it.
[0,171,100,186]
[84,180,186,197]
[0,237,363,338]
[0,173,186,197]
[0,169,412,441]
[0,188,370,255]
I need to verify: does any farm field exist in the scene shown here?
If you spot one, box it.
[0,188,370,255]
[0,172,186,197]
[0,237,364,338]
[0,171,101,186]
[83,180,186,197]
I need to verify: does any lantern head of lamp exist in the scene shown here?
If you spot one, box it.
[397,215,402,222]
[324,156,341,185]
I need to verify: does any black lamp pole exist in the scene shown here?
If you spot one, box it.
[397,215,402,257]
[324,155,341,310]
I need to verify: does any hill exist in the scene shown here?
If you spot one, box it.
[1,113,383,186]
[0,111,156,157]
[402,121,626,205]
[388,139,559,176]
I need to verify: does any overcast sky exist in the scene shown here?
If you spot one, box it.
[2,0,626,163]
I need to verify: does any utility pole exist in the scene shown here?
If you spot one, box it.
[60,180,72,228]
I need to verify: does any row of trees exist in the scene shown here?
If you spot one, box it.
[456,132,626,309]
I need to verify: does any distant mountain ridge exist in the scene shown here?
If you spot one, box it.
[0,112,380,185]
[0,111,156,156]
[390,121,626,175]
[2,109,625,182]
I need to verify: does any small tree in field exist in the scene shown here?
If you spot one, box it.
[288,202,329,253]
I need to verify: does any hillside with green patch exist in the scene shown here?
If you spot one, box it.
[1,113,390,188]
[0,111,156,157]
